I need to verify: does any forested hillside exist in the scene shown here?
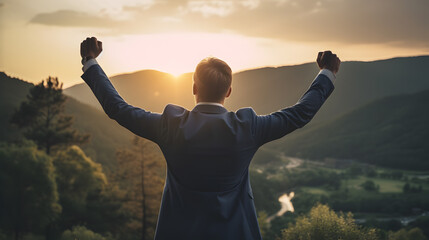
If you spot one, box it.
[279,89,429,170]
[0,72,134,168]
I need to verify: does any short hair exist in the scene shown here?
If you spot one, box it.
[193,57,232,102]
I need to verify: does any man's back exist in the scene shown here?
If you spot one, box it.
[154,104,261,239]
[80,37,339,240]
[159,104,257,191]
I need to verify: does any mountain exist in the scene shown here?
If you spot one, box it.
[3,55,429,170]
[0,73,32,140]
[65,56,429,125]
[0,72,134,168]
[65,70,195,114]
[278,89,429,170]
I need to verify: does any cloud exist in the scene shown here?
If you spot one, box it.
[240,0,260,10]
[185,1,235,17]
[30,10,124,28]
[29,0,429,47]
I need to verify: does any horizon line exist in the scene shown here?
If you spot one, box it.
[107,54,429,80]
[2,54,428,89]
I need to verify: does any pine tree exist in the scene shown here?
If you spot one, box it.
[113,137,165,240]
[10,76,89,154]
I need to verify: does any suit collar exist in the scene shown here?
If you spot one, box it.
[192,104,228,114]
[196,102,224,107]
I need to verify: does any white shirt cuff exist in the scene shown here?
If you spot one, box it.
[82,58,98,72]
[318,69,336,84]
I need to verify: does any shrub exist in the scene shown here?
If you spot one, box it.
[60,226,106,240]
[280,204,378,240]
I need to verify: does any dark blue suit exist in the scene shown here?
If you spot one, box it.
[81,64,334,240]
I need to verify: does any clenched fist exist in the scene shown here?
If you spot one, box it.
[80,37,103,59]
[317,51,341,74]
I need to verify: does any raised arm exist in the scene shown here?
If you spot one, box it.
[80,37,161,143]
[254,51,340,146]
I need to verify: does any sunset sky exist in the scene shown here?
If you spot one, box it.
[1,0,428,87]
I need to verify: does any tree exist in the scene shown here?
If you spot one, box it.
[257,211,269,239]
[53,146,107,234]
[60,226,110,240]
[403,182,423,193]
[388,227,427,240]
[0,141,61,240]
[408,217,429,238]
[366,168,378,177]
[280,204,378,240]
[391,171,403,180]
[113,137,165,240]
[346,164,363,177]
[403,183,411,193]
[10,76,88,155]
[361,180,379,192]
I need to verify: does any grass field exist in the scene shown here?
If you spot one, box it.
[344,176,405,193]
[300,187,330,196]
[300,175,428,196]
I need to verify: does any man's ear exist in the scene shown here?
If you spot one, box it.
[225,87,232,98]
[193,83,197,95]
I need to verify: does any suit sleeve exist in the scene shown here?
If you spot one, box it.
[254,73,335,146]
[81,64,161,143]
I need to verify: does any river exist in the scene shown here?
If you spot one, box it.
[266,192,295,223]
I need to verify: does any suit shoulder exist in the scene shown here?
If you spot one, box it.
[235,107,257,120]
[162,104,189,116]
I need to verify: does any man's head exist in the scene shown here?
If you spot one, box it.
[193,57,232,104]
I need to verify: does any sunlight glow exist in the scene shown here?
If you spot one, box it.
[97,32,313,77]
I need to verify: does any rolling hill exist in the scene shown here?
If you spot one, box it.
[278,89,429,170]
[65,56,429,126]
[3,55,429,170]
[0,72,134,169]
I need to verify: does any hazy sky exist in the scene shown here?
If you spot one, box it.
[1,0,428,87]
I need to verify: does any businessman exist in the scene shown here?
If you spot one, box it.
[80,37,340,240]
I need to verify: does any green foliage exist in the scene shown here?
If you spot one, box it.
[60,226,107,240]
[360,180,379,192]
[10,76,89,154]
[281,89,429,170]
[0,73,32,141]
[402,182,423,193]
[250,167,341,216]
[257,211,269,239]
[362,218,402,232]
[388,227,427,240]
[346,164,363,177]
[366,168,378,177]
[408,216,429,238]
[0,72,134,169]
[54,145,107,202]
[112,137,165,240]
[280,204,378,240]
[250,170,283,215]
[63,97,132,168]
[330,191,429,215]
[53,146,107,231]
[0,141,61,238]
[390,171,403,180]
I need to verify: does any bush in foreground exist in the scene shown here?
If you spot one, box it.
[280,204,378,240]
[388,227,427,240]
[60,226,112,240]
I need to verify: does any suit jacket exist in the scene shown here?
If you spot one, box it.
[81,64,335,240]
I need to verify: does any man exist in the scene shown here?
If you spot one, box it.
[80,37,340,240]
